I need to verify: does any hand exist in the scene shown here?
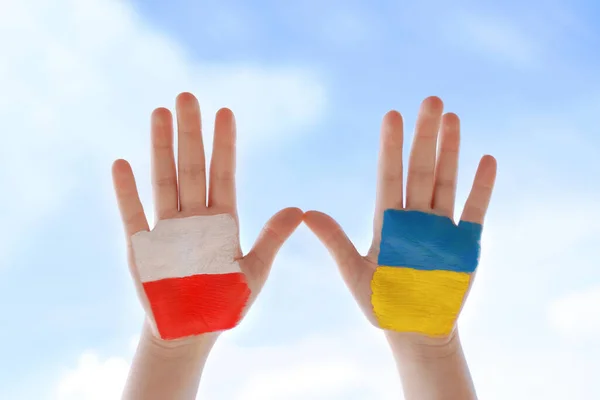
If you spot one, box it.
[304,96,497,348]
[112,92,303,347]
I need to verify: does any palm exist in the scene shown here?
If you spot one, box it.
[305,96,497,337]
[112,92,302,341]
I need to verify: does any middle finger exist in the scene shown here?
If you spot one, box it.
[176,92,207,212]
[406,96,444,211]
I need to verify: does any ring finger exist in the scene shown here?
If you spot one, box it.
[432,112,460,218]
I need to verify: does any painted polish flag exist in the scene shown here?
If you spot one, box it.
[131,215,250,340]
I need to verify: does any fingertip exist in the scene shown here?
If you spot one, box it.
[442,112,460,126]
[479,155,498,181]
[112,159,131,175]
[380,111,404,149]
[213,107,236,145]
[422,96,444,114]
[280,207,304,224]
[111,160,138,196]
[176,92,200,112]
[482,154,497,167]
[302,211,342,237]
[383,110,403,125]
[151,107,172,120]
[215,108,235,130]
[287,206,304,215]
[216,107,235,119]
[302,210,326,223]
[176,91,197,103]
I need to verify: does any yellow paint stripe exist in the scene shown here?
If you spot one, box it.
[371,266,471,336]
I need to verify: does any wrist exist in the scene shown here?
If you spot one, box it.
[384,328,462,361]
[138,320,219,360]
[122,321,218,399]
[386,329,477,400]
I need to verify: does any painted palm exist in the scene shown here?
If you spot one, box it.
[304,96,496,340]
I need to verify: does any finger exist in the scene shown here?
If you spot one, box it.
[303,210,363,289]
[208,108,237,210]
[151,107,178,220]
[176,92,206,212]
[241,207,304,284]
[112,159,149,237]
[374,110,404,237]
[460,155,497,224]
[406,96,444,211]
[432,113,461,218]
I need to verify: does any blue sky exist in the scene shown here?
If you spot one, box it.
[0,0,599,398]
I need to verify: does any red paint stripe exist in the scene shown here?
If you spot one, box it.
[142,272,250,340]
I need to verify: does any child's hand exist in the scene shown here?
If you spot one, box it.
[112,92,303,346]
[304,96,497,347]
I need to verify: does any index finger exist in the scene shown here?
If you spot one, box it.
[112,159,150,237]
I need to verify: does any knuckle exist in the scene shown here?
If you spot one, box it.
[212,171,235,182]
[380,172,402,183]
[125,211,146,227]
[408,167,433,181]
[154,175,177,189]
[180,164,206,179]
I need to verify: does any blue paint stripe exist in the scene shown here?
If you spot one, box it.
[377,209,482,273]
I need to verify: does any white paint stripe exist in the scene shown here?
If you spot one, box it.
[131,214,242,283]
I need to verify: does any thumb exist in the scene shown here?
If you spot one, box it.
[303,210,363,287]
[241,207,304,285]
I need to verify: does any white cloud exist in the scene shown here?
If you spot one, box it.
[0,0,327,265]
[57,306,600,400]
[547,285,600,339]
[56,317,600,400]
[235,361,363,400]
[202,328,401,400]
[55,327,403,400]
[467,339,600,400]
[56,352,129,400]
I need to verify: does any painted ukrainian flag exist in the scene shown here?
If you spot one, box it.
[131,215,250,340]
[371,210,482,336]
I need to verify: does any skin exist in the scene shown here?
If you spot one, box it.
[303,96,497,400]
[112,92,303,400]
